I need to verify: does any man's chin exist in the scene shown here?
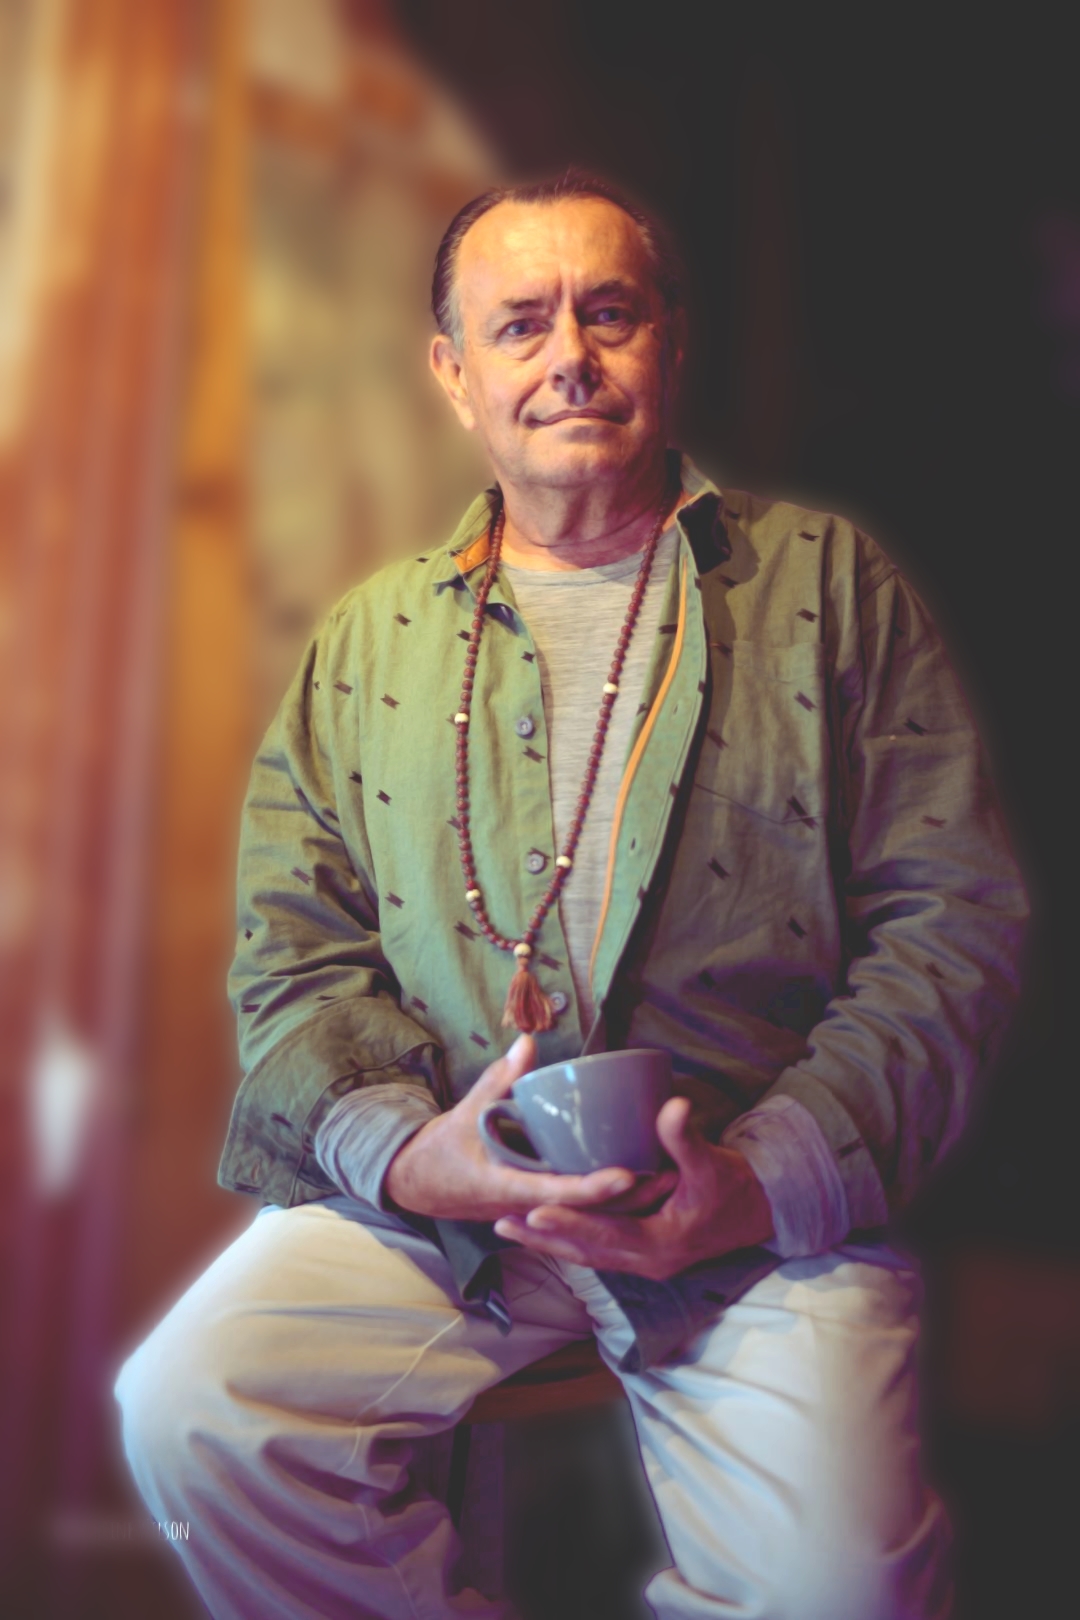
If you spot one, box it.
[519,438,641,488]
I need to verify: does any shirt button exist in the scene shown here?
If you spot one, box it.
[515,715,536,738]
[550,990,569,1014]
[525,850,547,875]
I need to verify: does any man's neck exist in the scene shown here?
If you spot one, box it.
[498,459,680,572]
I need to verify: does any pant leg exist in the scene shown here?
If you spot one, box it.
[115,1198,590,1620]
[560,1246,952,1620]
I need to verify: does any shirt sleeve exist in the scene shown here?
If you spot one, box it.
[218,617,448,1209]
[763,556,1029,1230]
[721,1094,850,1257]
[314,1086,440,1210]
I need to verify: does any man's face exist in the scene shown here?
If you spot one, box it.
[431,197,680,493]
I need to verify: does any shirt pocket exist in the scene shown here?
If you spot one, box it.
[694,640,827,824]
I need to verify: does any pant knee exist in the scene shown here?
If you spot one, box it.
[115,1330,190,1494]
[760,1503,950,1620]
[115,1303,243,1502]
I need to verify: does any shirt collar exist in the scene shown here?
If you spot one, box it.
[434,452,729,594]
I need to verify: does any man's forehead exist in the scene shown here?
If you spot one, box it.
[456,197,652,308]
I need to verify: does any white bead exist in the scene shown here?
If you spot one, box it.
[602,682,619,696]
[465,888,481,902]
[513,942,532,959]
[454,712,469,726]
[555,855,573,870]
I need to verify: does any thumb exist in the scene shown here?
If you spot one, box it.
[472,1033,537,1100]
[656,1096,708,1172]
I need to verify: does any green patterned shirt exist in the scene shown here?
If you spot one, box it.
[220,455,1026,1366]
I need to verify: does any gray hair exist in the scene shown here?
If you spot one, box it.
[431,167,684,349]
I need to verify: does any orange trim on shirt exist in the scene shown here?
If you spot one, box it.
[588,556,690,990]
[453,530,492,575]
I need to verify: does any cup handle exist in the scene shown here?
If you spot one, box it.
[478,1101,553,1172]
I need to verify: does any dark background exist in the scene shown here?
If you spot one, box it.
[395,0,1078,1242]
[393,6,1079,1613]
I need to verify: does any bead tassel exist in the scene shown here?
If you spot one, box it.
[454,485,672,1033]
[503,960,557,1032]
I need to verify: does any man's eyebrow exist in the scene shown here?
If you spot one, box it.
[489,279,642,319]
[580,278,639,301]
[491,295,551,316]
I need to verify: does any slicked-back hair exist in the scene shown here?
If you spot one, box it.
[431,167,684,348]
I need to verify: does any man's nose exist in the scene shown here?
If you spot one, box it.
[545,310,598,399]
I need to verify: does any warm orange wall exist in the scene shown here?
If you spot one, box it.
[0,3,254,1610]
[120,0,255,1350]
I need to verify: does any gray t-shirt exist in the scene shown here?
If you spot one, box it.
[502,525,679,1031]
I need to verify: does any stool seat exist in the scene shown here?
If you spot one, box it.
[462,1338,624,1425]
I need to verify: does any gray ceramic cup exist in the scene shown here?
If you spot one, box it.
[478,1048,673,1174]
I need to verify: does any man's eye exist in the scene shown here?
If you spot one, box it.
[594,307,629,325]
[504,319,538,338]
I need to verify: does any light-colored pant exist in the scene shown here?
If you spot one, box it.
[115,1198,952,1619]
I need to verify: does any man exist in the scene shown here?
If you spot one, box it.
[117,172,1026,1619]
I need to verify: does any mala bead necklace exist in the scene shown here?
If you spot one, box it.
[453,488,672,1033]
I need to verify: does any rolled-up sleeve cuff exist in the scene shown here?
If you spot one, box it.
[722,1094,852,1258]
[314,1087,440,1211]
[761,1068,891,1233]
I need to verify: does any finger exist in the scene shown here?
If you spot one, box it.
[524,1205,650,1258]
[541,1166,638,1204]
[469,1033,537,1101]
[495,1164,636,1209]
[593,1168,679,1214]
[655,1096,709,1173]
[493,1219,588,1264]
[497,1213,651,1274]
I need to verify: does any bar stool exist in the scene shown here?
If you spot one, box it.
[441,1340,665,1618]
[446,1339,625,1524]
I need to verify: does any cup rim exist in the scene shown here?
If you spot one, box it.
[514,1047,672,1092]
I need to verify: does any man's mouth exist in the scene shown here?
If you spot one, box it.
[533,409,623,426]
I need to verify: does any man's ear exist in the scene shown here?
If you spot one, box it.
[430,334,477,432]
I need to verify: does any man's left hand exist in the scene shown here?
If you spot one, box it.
[493,1096,774,1279]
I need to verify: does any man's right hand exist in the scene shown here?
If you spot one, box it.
[384,1034,661,1223]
